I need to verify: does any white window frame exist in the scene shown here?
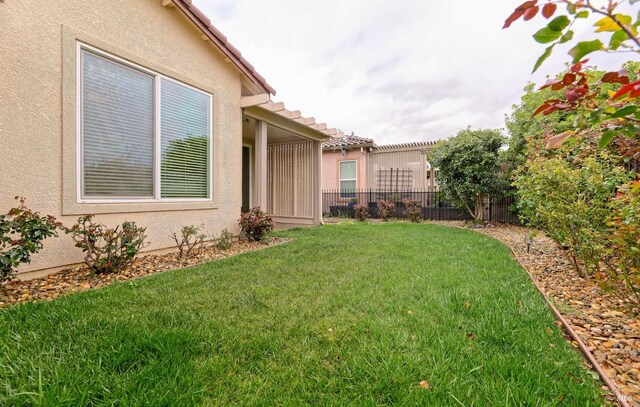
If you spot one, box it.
[76,42,214,204]
[338,160,357,198]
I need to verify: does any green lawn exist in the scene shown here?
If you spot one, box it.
[0,223,604,405]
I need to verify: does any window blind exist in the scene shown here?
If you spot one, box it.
[160,79,210,199]
[82,50,154,198]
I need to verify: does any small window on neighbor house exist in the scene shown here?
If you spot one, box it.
[339,160,357,198]
[79,45,211,201]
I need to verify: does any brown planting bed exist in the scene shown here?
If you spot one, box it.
[0,237,290,308]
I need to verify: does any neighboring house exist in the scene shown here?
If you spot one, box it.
[0,0,334,276]
[367,141,438,191]
[322,133,375,194]
[322,136,438,196]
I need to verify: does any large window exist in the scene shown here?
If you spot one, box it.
[339,160,357,198]
[79,44,212,201]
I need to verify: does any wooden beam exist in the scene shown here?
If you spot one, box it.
[295,117,315,125]
[323,128,337,136]
[240,94,270,108]
[265,101,285,112]
[280,110,301,120]
[243,106,329,142]
[310,123,327,130]
[161,0,174,7]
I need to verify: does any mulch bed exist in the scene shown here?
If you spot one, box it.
[429,220,639,406]
[0,237,290,308]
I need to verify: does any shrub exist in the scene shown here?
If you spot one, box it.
[429,128,507,221]
[601,180,640,305]
[377,200,395,221]
[353,204,369,221]
[0,197,62,281]
[239,207,273,242]
[67,215,148,274]
[515,152,631,277]
[213,228,234,250]
[403,198,423,223]
[171,225,206,259]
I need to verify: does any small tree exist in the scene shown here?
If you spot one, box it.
[430,128,507,221]
[503,0,640,151]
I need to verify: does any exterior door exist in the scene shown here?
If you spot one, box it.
[241,146,250,213]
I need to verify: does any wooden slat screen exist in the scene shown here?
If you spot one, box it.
[267,142,313,217]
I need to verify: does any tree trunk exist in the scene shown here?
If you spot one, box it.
[474,194,485,222]
[568,251,586,278]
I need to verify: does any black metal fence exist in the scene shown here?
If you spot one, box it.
[322,189,520,224]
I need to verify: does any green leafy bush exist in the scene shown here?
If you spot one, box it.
[353,204,369,221]
[377,200,395,221]
[0,197,62,281]
[403,198,423,223]
[239,207,273,242]
[515,150,631,277]
[602,180,640,305]
[430,128,507,221]
[67,215,148,274]
[213,228,234,250]
[171,225,206,259]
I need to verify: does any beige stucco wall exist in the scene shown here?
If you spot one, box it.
[0,0,246,274]
[322,149,368,191]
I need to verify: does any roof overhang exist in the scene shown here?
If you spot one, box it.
[167,0,276,95]
[242,97,331,142]
[322,143,374,152]
[372,141,436,153]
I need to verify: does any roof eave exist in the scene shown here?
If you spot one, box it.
[243,104,330,142]
[170,0,276,95]
[322,143,374,151]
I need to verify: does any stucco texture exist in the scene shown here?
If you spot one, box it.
[322,149,368,191]
[0,0,246,274]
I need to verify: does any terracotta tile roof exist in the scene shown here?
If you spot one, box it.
[374,141,436,150]
[171,0,276,95]
[322,134,375,150]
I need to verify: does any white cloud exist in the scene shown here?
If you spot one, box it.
[193,0,632,144]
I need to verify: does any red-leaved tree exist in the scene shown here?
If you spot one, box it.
[504,0,639,151]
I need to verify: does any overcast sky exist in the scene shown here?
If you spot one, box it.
[193,0,630,145]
